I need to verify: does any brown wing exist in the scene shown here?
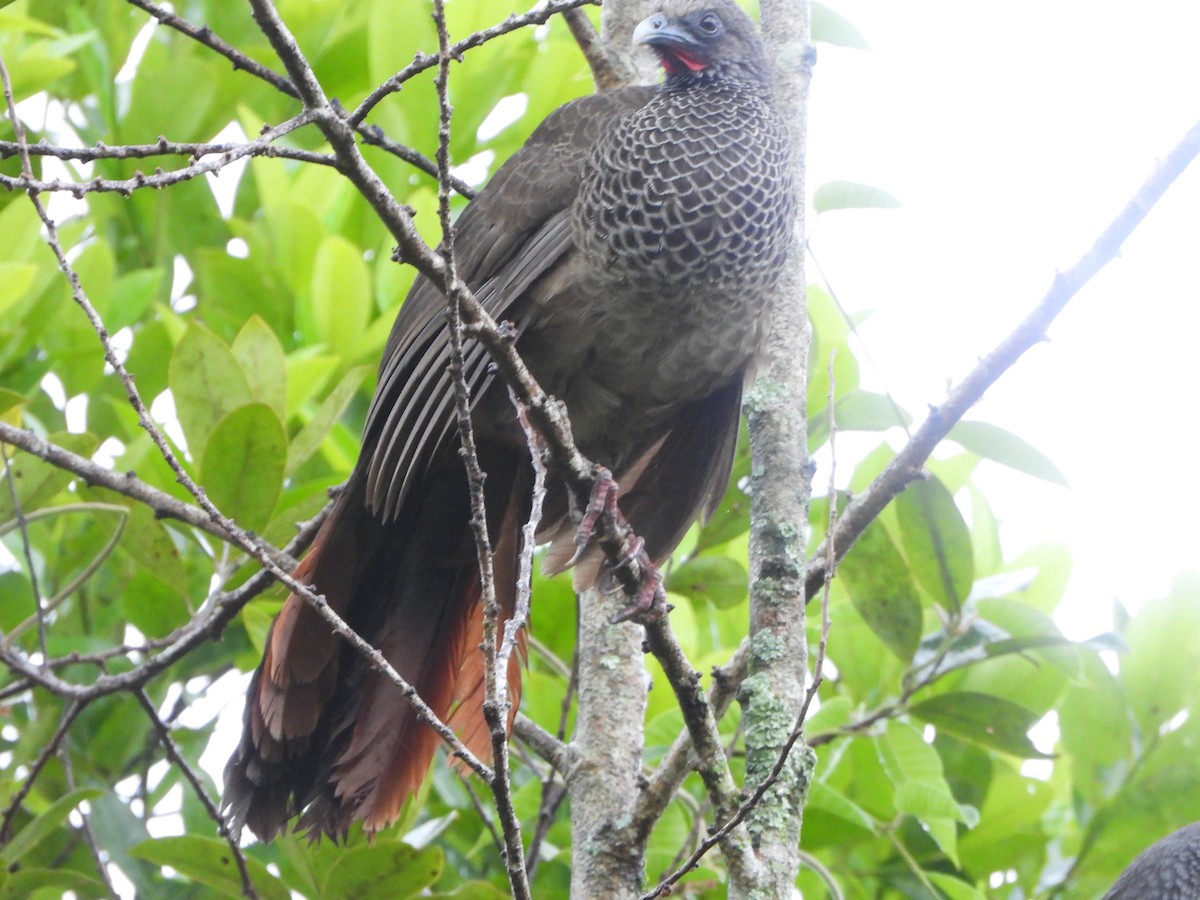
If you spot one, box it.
[363,86,657,522]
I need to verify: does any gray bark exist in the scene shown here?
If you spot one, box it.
[742,0,815,895]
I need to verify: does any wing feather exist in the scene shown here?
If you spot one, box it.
[362,87,655,519]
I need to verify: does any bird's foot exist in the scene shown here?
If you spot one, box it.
[565,466,621,568]
[571,467,669,624]
[609,535,669,625]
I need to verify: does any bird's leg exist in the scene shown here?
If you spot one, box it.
[608,535,668,625]
[569,467,668,624]
[566,466,621,568]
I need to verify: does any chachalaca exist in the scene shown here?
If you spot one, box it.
[224,0,794,840]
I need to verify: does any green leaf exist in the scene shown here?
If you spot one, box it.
[0,263,36,315]
[0,868,107,899]
[1122,572,1200,733]
[804,694,853,736]
[430,882,511,899]
[285,348,341,416]
[240,598,282,656]
[129,835,290,900]
[231,315,288,420]
[321,841,444,899]
[949,420,1067,485]
[120,503,188,598]
[106,268,163,331]
[200,403,287,531]
[669,555,748,609]
[878,722,965,865]
[0,431,98,523]
[927,872,987,900]
[286,364,369,476]
[838,518,923,661]
[909,692,1047,758]
[912,617,1011,678]
[310,234,371,363]
[1058,654,1131,804]
[0,388,25,422]
[813,180,901,214]
[804,781,877,832]
[0,787,101,866]
[895,477,974,612]
[834,389,910,431]
[812,2,871,49]
[877,720,945,784]
[168,323,252,455]
[894,781,971,824]
[807,285,860,420]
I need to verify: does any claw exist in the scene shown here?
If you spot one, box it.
[565,467,620,568]
[571,467,670,625]
[609,535,670,625]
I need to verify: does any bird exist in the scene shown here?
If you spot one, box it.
[223,0,794,841]
[1102,822,1200,899]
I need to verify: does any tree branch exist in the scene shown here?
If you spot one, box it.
[429,0,530,889]
[562,7,625,92]
[133,690,259,900]
[347,0,603,127]
[0,112,317,196]
[803,115,1200,603]
[0,422,299,569]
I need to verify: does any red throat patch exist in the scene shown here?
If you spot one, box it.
[661,50,707,74]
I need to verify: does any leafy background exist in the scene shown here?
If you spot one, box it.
[1,0,1198,897]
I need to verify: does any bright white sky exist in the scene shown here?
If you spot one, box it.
[806,0,1200,636]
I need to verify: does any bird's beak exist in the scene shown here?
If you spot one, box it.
[633,13,700,51]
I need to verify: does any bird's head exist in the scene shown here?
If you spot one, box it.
[633,0,771,88]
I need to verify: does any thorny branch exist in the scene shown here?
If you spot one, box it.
[562,6,626,92]
[347,0,602,126]
[0,112,319,196]
[118,0,474,195]
[429,0,530,891]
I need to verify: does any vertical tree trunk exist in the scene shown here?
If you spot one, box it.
[566,2,814,897]
[568,588,649,899]
[565,7,656,899]
[743,0,815,895]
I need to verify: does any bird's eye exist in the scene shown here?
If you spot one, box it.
[698,13,722,34]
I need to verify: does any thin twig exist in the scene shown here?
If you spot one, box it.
[502,398,546,678]
[0,112,318,196]
[0,699,83,843]
[428,0,529,889]
[628,642,750,843]
[0,136,332,167]
[457,771,506,857]
[0,423,299,569]
[124,0,299,96]
[133,690,259,899]
[59,747,117,898]
[348,0,602,127]
[1,503,128,648]
[0,445,48,658]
